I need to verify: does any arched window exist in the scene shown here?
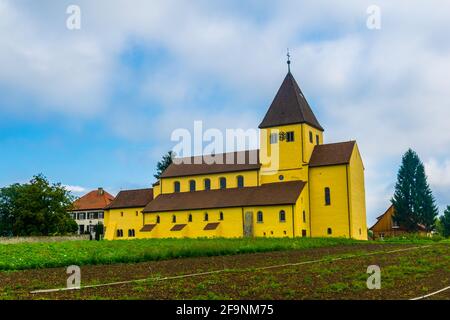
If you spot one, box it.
[172,215,176,223]
[174,181,180,193]
[324,187,331,206]
[316,134,320,145]
[309,131,313,143]
[237,176,244,188]
[204,178,211,191]
[128,229,135,237]
[135,211,139,216]
[219,212,224,221]
[327,227,332,235]
[302,210,306,223]
[188,214,192,222]
[116,229,121,237]
[189,180,196,192]
[219,177,227,189]
[279,210,286,222]
[204,212,209,221]
[257,211,263,223]
[156,215,160,224]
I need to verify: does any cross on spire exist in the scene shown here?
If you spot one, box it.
[287,48,291,73]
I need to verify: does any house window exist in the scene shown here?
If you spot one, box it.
[188,214,192,222]
[327,228,332,235]
[116,229,123,237]
[79,213,86,220]
[219,212,224,221]
[189,180,196,192]
[219,177,227,189]
[204,212,209,221]
[172,215,176,223]
[302,230,307,237]
[237,176,244,188]
[324,187,331,206]
[121,212,124,217]
[257,211,263,223]
[286,131,294,142]
[204,178,211,191]
[279,175,284,181]
[270,133,278,144]
[98,212,104,219]
[135,211,139,216]
[174,181,180,193]
[156,215,160,224]
[316,134,320,145]
[309,131,313,143]
[128,229,135,237]
[279,210,286,222]
[302,210,306,223]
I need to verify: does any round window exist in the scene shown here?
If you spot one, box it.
[279,175,284,181]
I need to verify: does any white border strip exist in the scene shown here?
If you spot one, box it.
[30,244,432,294]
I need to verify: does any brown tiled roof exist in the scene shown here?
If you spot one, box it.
[71,188,114,211]
[171,224,187,231]
[160,150,260,178]
[143,181,305,213]
[309,141,356,167]
[140,224,156,232]
[204,222,220,230]
[259,72,323,131]
[105,188,153,209]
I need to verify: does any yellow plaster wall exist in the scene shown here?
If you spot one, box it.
[309,165,351,238]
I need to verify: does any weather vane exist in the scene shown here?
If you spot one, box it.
[287,48,291,72]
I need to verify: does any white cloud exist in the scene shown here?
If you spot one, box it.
[1,0,450,223]
[425,159,450,188]
[63,185,86,193]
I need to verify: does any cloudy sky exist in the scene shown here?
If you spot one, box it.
[0,0,449,225]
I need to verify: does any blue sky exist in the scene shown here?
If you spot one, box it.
[0,0,449,225]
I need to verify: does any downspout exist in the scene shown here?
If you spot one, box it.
[308,170,312,237]
[241,207,245,237]
[291,204,295,238]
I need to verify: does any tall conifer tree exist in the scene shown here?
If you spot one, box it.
[391,149,438,232]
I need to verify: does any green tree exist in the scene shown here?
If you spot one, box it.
[414,163,438,231]
[0,174,78,236]
[440,206,450,238]
[154,151,175,180]
[391,149,438,232]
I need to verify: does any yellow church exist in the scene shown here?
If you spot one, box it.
[104,66,367,240]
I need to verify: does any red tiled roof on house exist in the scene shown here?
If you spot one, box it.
[71,188,114,211]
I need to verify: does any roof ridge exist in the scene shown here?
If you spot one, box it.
[290,73,306,121]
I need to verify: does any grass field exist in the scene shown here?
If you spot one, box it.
[0,237,367,271]
[1,237,449,300]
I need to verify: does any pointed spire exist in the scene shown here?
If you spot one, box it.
[259,71,323,131]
